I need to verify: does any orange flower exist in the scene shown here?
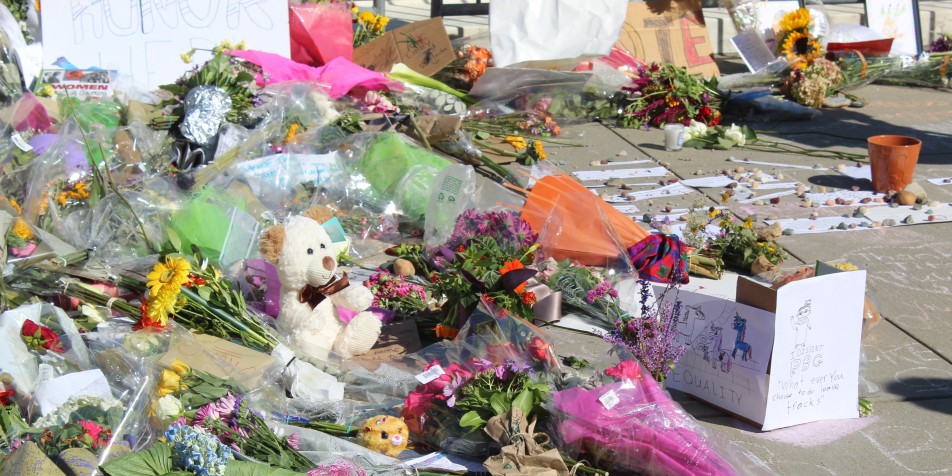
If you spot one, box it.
[499,259,527,293]
[434,324,459,339]
[522,291,537,306]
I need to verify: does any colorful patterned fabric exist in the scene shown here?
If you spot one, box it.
[627,235,689,284]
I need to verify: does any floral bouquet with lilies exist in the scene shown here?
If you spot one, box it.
[151,359,242,428]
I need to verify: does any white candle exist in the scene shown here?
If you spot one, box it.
[664,124,685,151]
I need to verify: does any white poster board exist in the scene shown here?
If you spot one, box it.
[865,0,922,56]
[41,0,291,89]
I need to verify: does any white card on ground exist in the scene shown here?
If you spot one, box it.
[680,172,778,188]
[729,158,817,170]
[737,190,797,204]
[764,216,872,234]
[832,165,872,181]
[804,191,885,206]
[594,159,653,166]
[863,203,952,225]
[604,182,695,202]
[927,177,952,185]
[611,204,641,215]
[553,313,612,335]
[753,182,800,190]
[573,166,668,181]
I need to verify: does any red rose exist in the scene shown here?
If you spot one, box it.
[605,361,644,382]
[401,391,435,436]
[527,336,550,362]
[21,320,65,353]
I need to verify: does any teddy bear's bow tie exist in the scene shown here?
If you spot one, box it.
[298,273,350,309]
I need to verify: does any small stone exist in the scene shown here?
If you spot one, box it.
[871,221,882,228]
[735,166,746,173]
[836,222,849,230]
[694,169,704,175]
[617,150,628,157]
[903,182,928,202]
[835,164,848,172]
[648,201,654,207]
[851,185,861,191]
[678,214,689,221]
[770,197,782,204]
[817,186,828,193]
[767,214,779,220]
[727,182,738,189]
[903,215,916,224]
[750,181,760,189]
[664,206,673,213]
[895,190,917,206]
[826,199,837,206]
[600,193,614,201]
[732,174,743,181]
[844,199,855,206]
[873,197,885,203]
[753,200,765,206]
[810,211,819,219]
[926,209,935,214]
[589,160,602,166]
[796,184,806,196]
[835,198,846,205]
[928,215,939,222]
[660,224,673,235]
[642,213,653,223]
[848,223,857,229]
[928,200,941,208]
[777,173,785,180]
[882,219,897,227]
[850,100,866,108]
[752,171,764,181]
[913,203,923,211]
[783,228,795,236]
[620,183,632,190]
[801,200,813,208]
[809,226,817,231]
[751,255,777,275]
[606,178,624,187]
[724,189,736,197]
[393,258,415,277]
[823,96,852,108]
[889,202,900,208]
[860,197,872,204]
[852,209,865,218]
[659,162,670,167]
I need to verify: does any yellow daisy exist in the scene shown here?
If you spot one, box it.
[504,136,528,151]
[145,288,180,327]
[781,31,823,68]
[146,256,191,299]
[11,218,33,240]
[358,11,376,26]
[778,8,811,33]
[372,15,390,33]
[533,140,547,161]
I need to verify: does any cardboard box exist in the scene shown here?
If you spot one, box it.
[353,17,455,77]
[617,0,720,77]
[664,269,866,430]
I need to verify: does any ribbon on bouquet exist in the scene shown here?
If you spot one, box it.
[524,279,562,325]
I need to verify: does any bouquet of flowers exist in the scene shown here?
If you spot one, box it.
[19,395,127,459]
[151,359,242,427]
[551,360,756,475]
[362,270,429,317]
[774,8,822,69]
[538,258,628,329]
[618,63,722,129]
[602,280,686,384]
[781,58,843,108]
[433,43,494,91]
[705,211,787,273]
[352,7,389,47]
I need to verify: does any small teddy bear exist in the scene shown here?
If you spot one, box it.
[259,206,382,362]
[356,415,409,457]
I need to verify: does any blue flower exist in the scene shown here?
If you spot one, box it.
[166,424,232,476]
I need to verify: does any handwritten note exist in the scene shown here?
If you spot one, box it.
[572,167,668,182]
[603,182,695,202]
[353,320,423,367]
[42,0,290,88]
[353,18,454,76]
[761,271,865,430]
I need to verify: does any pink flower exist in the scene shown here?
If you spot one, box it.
[286,432,300,450]
[401,391,435,436]
[605,361,644,382]
[419,361,472,396]
[192,403,221,428]
[78,421,104,447]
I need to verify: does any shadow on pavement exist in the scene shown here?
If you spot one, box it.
[885,378,952,415]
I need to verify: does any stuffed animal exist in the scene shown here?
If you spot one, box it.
[356,415,409,457]
[259,206,381,361]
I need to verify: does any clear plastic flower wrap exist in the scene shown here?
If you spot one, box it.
[549,355,775,475]
[396,300,560,460]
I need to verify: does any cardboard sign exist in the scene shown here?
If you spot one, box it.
[353,319,423,368]
[617,0,719,77]
[41,0,290,89]
[353,17,454,77]
[664,269,866,430]
[160,333,276,389]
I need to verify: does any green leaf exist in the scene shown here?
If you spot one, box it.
[742,125,758,141]
[100,442,172,476]
[714,137,736,150]
[225,459,306,476]
[458,410,486,430]
[197,285,213,301]
[512,390,533,416]
[489,392,511,415]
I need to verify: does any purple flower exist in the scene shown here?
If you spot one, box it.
[443,373,468,407]
[286,432,300,450]
[494,364,514,381]
[471,357,494,372]
[192,403,221,428]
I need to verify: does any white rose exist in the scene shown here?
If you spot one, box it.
[154,395,184,423]
[684,120,708,141]
[724,124,746,147]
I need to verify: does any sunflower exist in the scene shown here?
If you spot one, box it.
[146,256,191,299]
[781,31,823,68]
[357,11,376,26]
[778,8,811,33]
[504,136,527,151]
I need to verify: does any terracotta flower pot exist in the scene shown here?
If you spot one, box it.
[867,135,921,193]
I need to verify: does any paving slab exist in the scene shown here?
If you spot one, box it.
[698,397,952,475]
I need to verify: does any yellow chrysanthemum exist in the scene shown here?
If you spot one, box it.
[372,15,390,33]
[781,31,823,69]
[778,8,811,33]
[9,199,21,215]
[145,289,177,327]
[358,11,376,25]
[146,256,191,299]
[533,140,547,160]
[504,136,527,151]
[11,218,33,240]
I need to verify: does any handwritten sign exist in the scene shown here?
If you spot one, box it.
[160,333,276,389]
[664,290,775,425]
[353,18,454,77]
[41,0,290,89]
[617,0,719,77]
[353,319,423,369]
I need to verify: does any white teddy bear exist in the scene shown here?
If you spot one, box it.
[260,206,381,362]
